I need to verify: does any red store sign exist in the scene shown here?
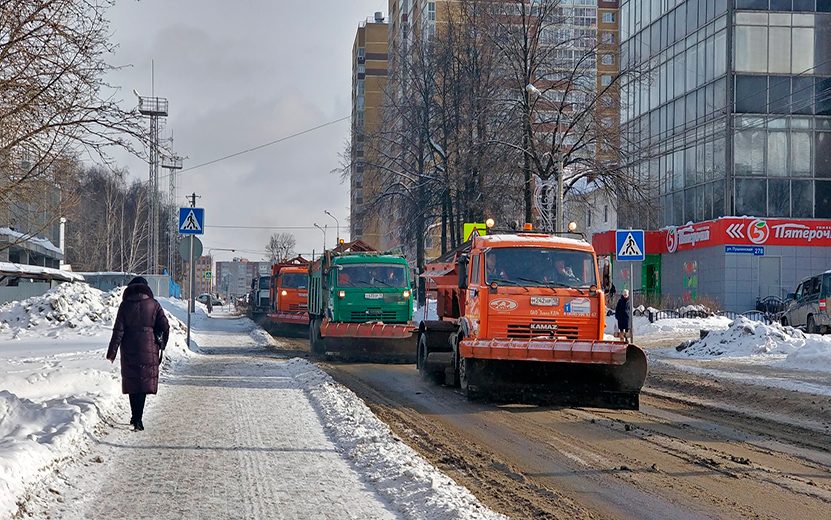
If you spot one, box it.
[592,218,831,256]
[658,218,831,253]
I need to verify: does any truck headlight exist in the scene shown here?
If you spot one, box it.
[403,290,411,299]
[338,290,346,299]
[281,290,288,296]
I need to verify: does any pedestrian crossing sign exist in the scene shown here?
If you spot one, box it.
[615,230,645,261]
[179,207,205,235]
[463,222,487,242]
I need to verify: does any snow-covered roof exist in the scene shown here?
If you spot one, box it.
[0,227,63,256]
[0,262,84,282]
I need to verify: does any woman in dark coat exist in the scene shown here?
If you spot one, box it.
[615,289,631,342]
[107,276,170,431]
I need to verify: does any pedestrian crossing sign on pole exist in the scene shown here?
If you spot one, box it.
[615,230,645,261]
[179,207,205,235]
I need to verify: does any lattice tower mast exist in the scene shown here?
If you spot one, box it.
[137,95,168,274]
[162,154,184,280]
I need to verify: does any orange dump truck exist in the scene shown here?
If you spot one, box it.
[418,231,648,408]
[266,256,310,335]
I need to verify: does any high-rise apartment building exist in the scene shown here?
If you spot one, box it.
[350,13,389,251]
[620,0,831,229]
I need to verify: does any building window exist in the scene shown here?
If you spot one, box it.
[356,96,365,111]
[586,210,592,228]
[357,64,365,74]
[428,2,436,21]
[600,74,612,86]
[357,47,365,59]
[601,12,615,24]
[601,54,615,66]
[357,80,364,96]
[355,173,363,188]
[601,117,615,128]
[355,189,364,205]
[602,32,615,44]
[603,205,608,223]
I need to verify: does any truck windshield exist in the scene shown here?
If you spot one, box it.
[280,272,307,289]
[336,263,408,288]
[258,277,270,290]
[485,247,596,288]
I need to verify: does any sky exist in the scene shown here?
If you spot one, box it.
[102,0,388,265]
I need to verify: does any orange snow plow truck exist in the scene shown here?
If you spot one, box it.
[418,230,648,409]
[266,256,310,335]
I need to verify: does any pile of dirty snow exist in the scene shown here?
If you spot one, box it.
[671,316,831,372]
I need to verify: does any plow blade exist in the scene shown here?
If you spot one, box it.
[460,339,648,408]
[265,312,309,338]
[267,312,309,325]
[319,321,418,363]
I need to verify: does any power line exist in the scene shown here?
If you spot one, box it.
[206,225,349,230]
[168,116,351,176]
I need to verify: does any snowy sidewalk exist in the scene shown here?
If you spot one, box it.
[58,354,399,519]
[13,306,503,520]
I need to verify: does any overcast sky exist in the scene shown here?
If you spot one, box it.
[104,0,387,265]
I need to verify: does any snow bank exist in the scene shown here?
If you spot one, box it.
[286,358,506,520]
[670,316,831,372]
[0,283,192,518]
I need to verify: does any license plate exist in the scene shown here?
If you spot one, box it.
[531,296,559,306]
[364,293,383,300]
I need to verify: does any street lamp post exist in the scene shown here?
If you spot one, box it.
[324,210,339,247]
[313,223,326,253]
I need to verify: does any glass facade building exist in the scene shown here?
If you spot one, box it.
[619,0,831,228]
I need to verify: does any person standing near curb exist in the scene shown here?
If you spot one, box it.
[107,276,170,431]
[615,289,631,343]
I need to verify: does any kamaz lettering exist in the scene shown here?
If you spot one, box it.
[530,323,558,330]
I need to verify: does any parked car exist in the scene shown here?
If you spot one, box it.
[781,271,831,333]
[197,293,223,306]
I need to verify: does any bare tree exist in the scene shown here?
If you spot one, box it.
[266,233,296,263]
[485,0,654,230]
[0,0,148,253]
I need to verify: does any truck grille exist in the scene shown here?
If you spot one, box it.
[350,309,400,321]
[506,320,580,340]
[289,303,307,311]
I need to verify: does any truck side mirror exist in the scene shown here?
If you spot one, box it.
[457,254,470,290]
[787,293,795,300]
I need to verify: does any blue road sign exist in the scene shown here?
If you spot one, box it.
[725,245,764,256]
[179,207,205,235]
[616,230,645,261]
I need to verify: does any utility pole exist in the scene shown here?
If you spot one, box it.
[185,192,200,350]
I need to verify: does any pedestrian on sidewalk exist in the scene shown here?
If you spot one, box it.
[615,289,631,343]
[206,295,213,315]
[107,276,169,431]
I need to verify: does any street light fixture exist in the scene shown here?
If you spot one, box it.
[313,223,326,254]
[324,210,339,247]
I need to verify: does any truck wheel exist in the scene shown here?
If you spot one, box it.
[807,316,817,334]
[309,318,324,355]
[458,356,480,400]
[418,334,443,384]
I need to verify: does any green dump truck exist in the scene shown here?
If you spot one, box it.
[308,240,417,362]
